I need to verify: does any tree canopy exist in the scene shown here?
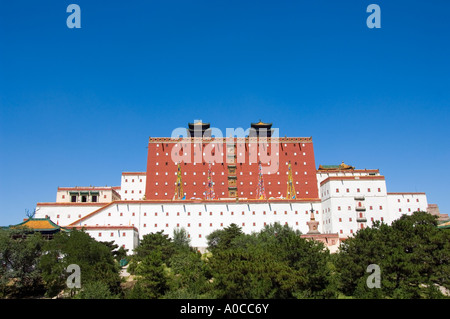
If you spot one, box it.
[336,211,450,298]
[1,211,448,299]
[207,223,334,298]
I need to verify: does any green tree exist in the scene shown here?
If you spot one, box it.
[336,211,450,299]
[255,223,335,298]
[206,223,243,253]
[208,223,335,299]
[165,249,212,298]
[257,222,302,240]
[210,239,304,298]
[172,227,191,252]
[0,229,45,298]
[73,281,120,299]
[115,246,129,264]
[127,250,169,299]
[132,231,175,265]
[101,240,128,262]
[39,229,122,298]
[128,231,176,275]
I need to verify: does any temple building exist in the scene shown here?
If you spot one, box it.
[28,121,436,253]
[56,186,121,203]
[145,121,318,201]
[2,217,69,239]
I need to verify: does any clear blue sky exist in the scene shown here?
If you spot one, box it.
[1,0,449,226]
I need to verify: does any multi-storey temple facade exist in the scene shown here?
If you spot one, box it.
[32,121,435,253]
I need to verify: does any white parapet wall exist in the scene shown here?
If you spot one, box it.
[35,202,106,226]
[387,193,428,220]
[120,172,146,201]
[62,200,322,251]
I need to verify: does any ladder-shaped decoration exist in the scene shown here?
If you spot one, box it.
[173,163,184,200]
[256,161,266,200]
[286,161,296,199]
[205,163,216,200]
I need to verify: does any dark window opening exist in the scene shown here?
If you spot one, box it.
[71,195,77,202]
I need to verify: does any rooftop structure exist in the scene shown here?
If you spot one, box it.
[56,186,121,203]
[187,120,211,138]
[249,120,274,137]
[3,217,69,239]
[318,161,355,171]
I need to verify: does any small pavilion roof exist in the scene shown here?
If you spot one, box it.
[318,161,355,171]
[5,217,69,233]
[438,220,450,229]
[250,120,272,128]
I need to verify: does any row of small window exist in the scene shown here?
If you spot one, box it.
[157,152,306,157]
[155,158,307,165]
[340,229,357,234]
[57,209,321,219]
[57,214,82,219]
[336,217,384,222]
[323,187,383,197]
[154,180,309,186]
[397,198,420,203]
[153,190,310,196]
[331,206,420,212]
[335,205,383,211]
[124,179,143,183]
[107,210,320,217]
[124,190,142,194]
[398,208,420,212]
[323,206,383,212]
[139,221,307,230]
[338,221,384,234]
[164,153,304,160]
[156,143,307,148]
[98,232,128,237]
[154,170,308,176]
[63,195,103,202]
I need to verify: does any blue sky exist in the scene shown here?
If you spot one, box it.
[0,0,449,226]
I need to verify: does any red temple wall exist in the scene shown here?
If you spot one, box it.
[145,138,319,200]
